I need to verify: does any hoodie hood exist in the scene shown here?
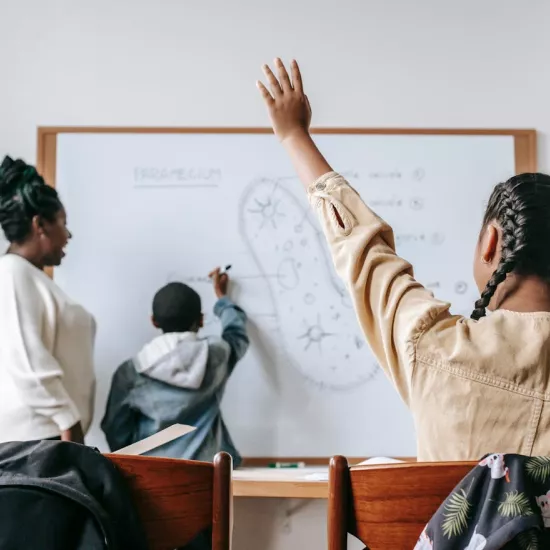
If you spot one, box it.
[134,332,209,390]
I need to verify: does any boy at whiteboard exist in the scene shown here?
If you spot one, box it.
[101,267,249,467]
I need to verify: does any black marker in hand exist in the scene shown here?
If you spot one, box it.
[209,266,230,299]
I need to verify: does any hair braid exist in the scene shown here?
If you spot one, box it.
[471,174,547,320]
[0,156,62,243]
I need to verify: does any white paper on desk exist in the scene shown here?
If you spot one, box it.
[113,424,196,455]
[304,457,404,481]
[305,472,329,481]
[357,457,403,466]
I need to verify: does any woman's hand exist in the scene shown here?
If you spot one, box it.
[257,59,311,142]
[61,421,84,444]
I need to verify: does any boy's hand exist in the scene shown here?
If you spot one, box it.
[256,58,311,143]
[209,267,229,299]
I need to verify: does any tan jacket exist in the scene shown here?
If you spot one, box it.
[309,172,550,461]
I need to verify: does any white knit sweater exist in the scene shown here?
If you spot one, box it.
[0,254,96,441]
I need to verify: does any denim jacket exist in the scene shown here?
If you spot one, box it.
[101,297,248,466]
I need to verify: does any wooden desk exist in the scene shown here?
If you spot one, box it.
[233,458,415,498]
[233,467,329,499]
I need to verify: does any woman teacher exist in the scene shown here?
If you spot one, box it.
[0,156,95,443]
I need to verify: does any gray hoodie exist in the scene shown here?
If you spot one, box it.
[135,331,210,390]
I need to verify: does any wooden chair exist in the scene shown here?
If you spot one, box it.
[328,456,476,549]
[107,452,232,550]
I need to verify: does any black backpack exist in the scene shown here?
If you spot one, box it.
[0,439,149,549]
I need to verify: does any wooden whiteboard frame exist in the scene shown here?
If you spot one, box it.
[37,127,537,189]
[36,126,537,466]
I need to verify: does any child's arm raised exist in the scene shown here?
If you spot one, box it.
[257,60,451,404]
[257,59,332,188]
[209,268,249,372]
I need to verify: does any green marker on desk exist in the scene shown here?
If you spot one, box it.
[268,462,306,468]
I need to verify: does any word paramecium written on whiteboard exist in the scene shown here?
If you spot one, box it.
[133,167,223,188]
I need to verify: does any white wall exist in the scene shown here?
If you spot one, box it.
[2,0,550,167]
[2,1,549,548]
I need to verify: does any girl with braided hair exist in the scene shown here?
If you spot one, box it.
[470,173,550,320]
[258,58,550,460]
[0,156,95,444]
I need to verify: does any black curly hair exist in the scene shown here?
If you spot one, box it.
[471,173,550,320]
[152,282,202,333]
[0,156,63,243]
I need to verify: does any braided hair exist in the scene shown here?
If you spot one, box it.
[471,173,550,320]
[0,156,62,243]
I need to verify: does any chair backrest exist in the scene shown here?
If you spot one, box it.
[108,452,232,550]
[328,456,475,550]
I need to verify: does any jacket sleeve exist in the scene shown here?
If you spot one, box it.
[0,265,80,430]
[213,297,249,373]
[101,362,139,451]
[308,172,451,403]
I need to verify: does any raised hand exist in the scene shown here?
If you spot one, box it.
[257,58,312,142]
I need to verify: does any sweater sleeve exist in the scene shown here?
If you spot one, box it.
[0,263,80,430]
[308,172,452,403]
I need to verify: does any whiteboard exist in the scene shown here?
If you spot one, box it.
[54,131,516,457]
